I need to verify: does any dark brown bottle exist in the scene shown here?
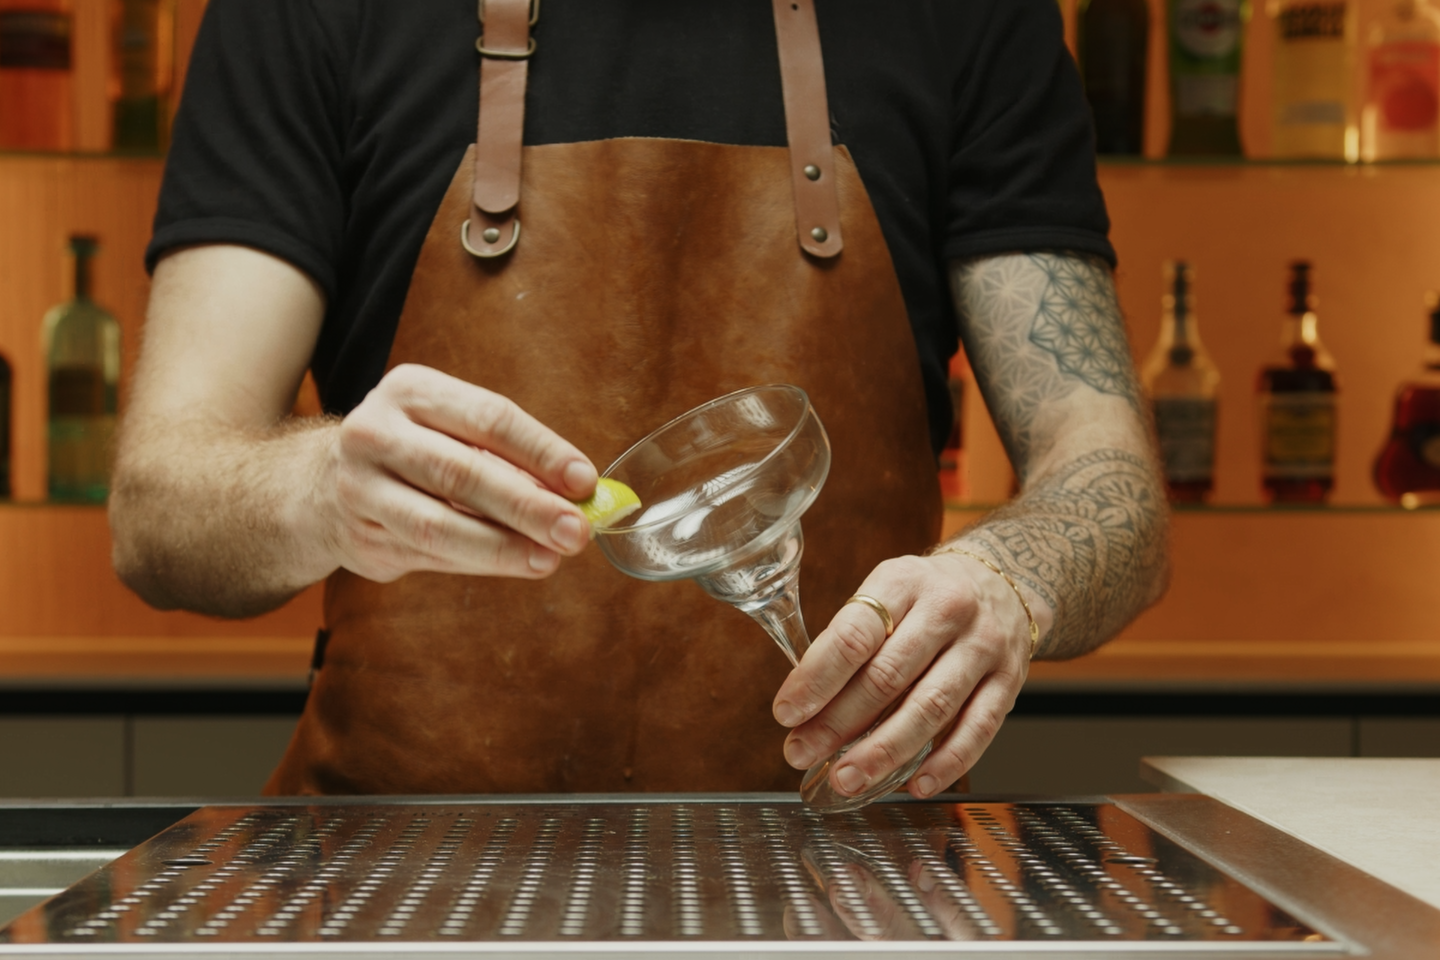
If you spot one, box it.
[1373,294,1440,504]
[1258,261,1338,504]
[1079,0,1150,154]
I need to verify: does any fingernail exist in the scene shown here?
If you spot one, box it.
[785,738,816,769]
[774,701,803,727]
[835,765,867,795]
[914,774,939,798]
[915,867,936,893]
[528,545,560,573]
[564,459,597,495]
[551,513,585,551]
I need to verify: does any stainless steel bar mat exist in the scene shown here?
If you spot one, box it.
[0,799,1340,949]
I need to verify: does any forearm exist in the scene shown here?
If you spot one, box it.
[945,447,1167,658]
[111,414,343,617]
[946,252,1170,658]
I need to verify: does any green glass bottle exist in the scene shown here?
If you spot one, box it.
[111,0,171,151]
[0,350,11,499]
[1168,0,1249,155]
[43,235,120,503]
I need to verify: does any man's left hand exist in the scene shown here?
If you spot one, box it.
[771,551,1043,800]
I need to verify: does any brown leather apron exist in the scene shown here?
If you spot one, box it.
[265,0,941,796]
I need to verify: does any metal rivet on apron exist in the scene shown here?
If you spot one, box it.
[803,164,821,181]
[482,227,501,243]
[811,226,828,242]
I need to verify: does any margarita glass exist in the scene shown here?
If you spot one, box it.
[594,384,929,812]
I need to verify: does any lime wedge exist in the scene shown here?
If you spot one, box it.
[575,478,642,534]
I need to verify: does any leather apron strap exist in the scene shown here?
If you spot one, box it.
[465,0,534,258]
[464,0,843,260]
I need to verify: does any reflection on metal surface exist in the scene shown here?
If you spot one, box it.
[0,800,1339,948]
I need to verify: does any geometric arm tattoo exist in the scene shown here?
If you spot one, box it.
[947,253,1168,658]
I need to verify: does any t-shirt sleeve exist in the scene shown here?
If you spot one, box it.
[145,0,347,298]
[941,0,1116,267]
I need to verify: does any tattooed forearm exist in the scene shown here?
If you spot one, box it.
[947,252,1168,657]
[950,253,1144,472]
[961,449,1168,659]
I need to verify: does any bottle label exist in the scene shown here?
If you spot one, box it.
[1176,74,1240,116]
[1278,2,1347,40]
[1369,41,1440,133]
[0,11,71,70]
[1153,398,1217,483]
[1262,392,1336,477]
[1174,0,1244,59]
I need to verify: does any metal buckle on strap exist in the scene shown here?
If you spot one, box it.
[478,0,539,27]
[475,35,536,59]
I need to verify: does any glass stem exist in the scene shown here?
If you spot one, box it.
[747,584,810,669]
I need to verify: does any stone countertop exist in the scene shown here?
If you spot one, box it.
[1141,756,1440,912]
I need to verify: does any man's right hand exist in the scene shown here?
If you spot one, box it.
[320,364,597,583]
[111,244,594,618]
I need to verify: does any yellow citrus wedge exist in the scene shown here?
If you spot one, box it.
[575,478,642,535]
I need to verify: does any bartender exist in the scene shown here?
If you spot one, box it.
[109,0,1168,800]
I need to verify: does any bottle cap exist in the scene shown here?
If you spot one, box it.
[69,235,100,258]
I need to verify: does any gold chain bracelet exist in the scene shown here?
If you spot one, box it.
[931,546,1040,659]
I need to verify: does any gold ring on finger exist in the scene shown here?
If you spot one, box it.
[845,594,894,638]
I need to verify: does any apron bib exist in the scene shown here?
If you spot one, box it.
[266,0,941,796]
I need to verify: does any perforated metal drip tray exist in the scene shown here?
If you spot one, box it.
[0,798,1341,951]
[0,796,1370,955]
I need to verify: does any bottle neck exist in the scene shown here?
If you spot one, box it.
[1283,309,1325,367]
[73,253,92,302]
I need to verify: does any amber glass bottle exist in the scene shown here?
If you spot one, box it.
[0,0,73,151]
[1258,261,1338,504]
[1373,294,1440,504]
[1142,261,1220,502]
[1079,0,1150,155]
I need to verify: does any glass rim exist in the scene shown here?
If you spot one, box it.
[595,383,816,537]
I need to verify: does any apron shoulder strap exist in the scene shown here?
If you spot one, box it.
[466,0,533,258]
[773,0,843,258]
[464,0,844,260]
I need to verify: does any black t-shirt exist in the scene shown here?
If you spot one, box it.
[147,0,1115,454]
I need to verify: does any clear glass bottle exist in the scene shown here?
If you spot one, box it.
[0,350,11,499]
[43,235,121,503]
[1143,261,1221,502]
[111,0,173,151]
[0,0,74,151]
[1361,0,1440,160]
[1373,293,1440,503]
[1271,0,1358,159]
[1258,261,1338,504]
[1168,0,1249,155]
[1079,0,1150,155]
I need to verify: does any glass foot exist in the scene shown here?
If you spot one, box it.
[798,739,934,813]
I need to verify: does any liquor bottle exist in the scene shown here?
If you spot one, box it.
[1142,262,1220,502]
[0,0,73,151]
[0,350,10,499]
[939,351,967,500]
[1168,0,1248,155]
[111,0,173,151]
[1079,0,1150,155]
[1257,261,1338,504]
[1360,0,1440,160]
[1373,293,1440,503]
[1272,0,1357,159]
[43,235,121,503]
